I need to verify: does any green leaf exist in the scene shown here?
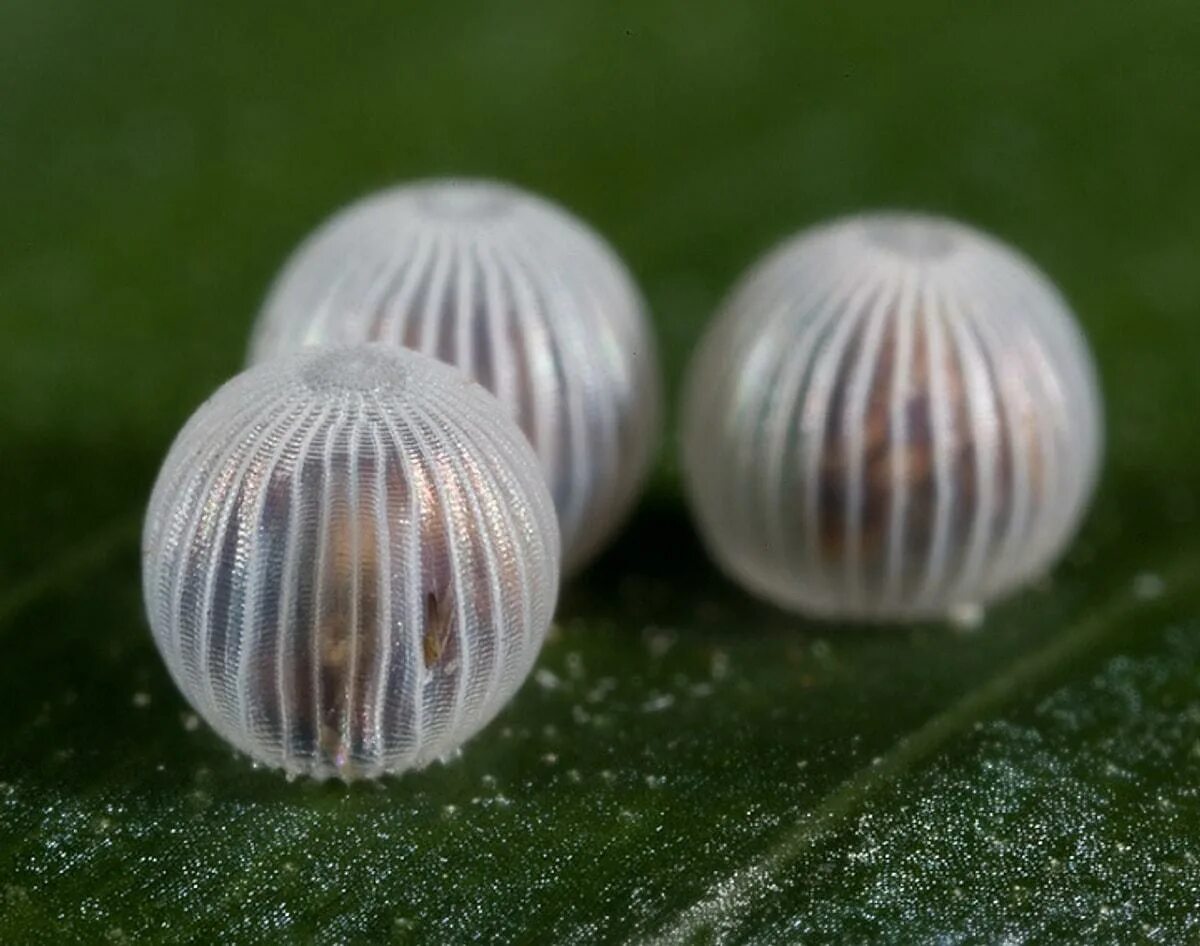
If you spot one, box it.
[3,1,1199,943]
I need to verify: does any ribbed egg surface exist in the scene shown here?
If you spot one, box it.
[142,345,560,780]
[682,213,1103,622]
[249,179,661,572]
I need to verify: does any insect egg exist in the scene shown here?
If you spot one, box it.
[142,344,560,780]
[681,212,1104,622]
[248,178,662,572]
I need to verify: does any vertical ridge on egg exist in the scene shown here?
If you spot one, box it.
[249,178,661,572]
[682,213,1103,622]
[143,345,560,780]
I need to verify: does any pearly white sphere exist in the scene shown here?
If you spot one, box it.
[682,213,1104,622]
[249,178,661,572]
[142,345,560,780]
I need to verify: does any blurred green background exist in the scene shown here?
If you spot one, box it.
[2,1,1199,943]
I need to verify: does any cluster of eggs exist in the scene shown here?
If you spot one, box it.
[144,179,1103,780]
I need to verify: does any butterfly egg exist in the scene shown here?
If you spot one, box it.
[142,344,560,781]
[681,213,1103,623]
[249,178,661,573]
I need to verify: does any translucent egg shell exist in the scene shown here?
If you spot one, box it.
[248,178,661,572]
[681,213,1104,622]
[142,345,560,780]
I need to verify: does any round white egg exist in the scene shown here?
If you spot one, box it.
[142,345,560,780]
[681,213,1104,622]
[249,179,661,572]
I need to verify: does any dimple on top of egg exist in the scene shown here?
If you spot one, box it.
[249,178,662,572]
[142,345,560,780]
[682,212,1103,621]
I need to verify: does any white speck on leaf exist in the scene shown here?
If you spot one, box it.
[1133,572,1165,600]
[641,693,676,713]
[534,668,561,691]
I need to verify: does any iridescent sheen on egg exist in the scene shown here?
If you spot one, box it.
[142,345,560,780]
[681,213,1104,622]
[249,178,661,572]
